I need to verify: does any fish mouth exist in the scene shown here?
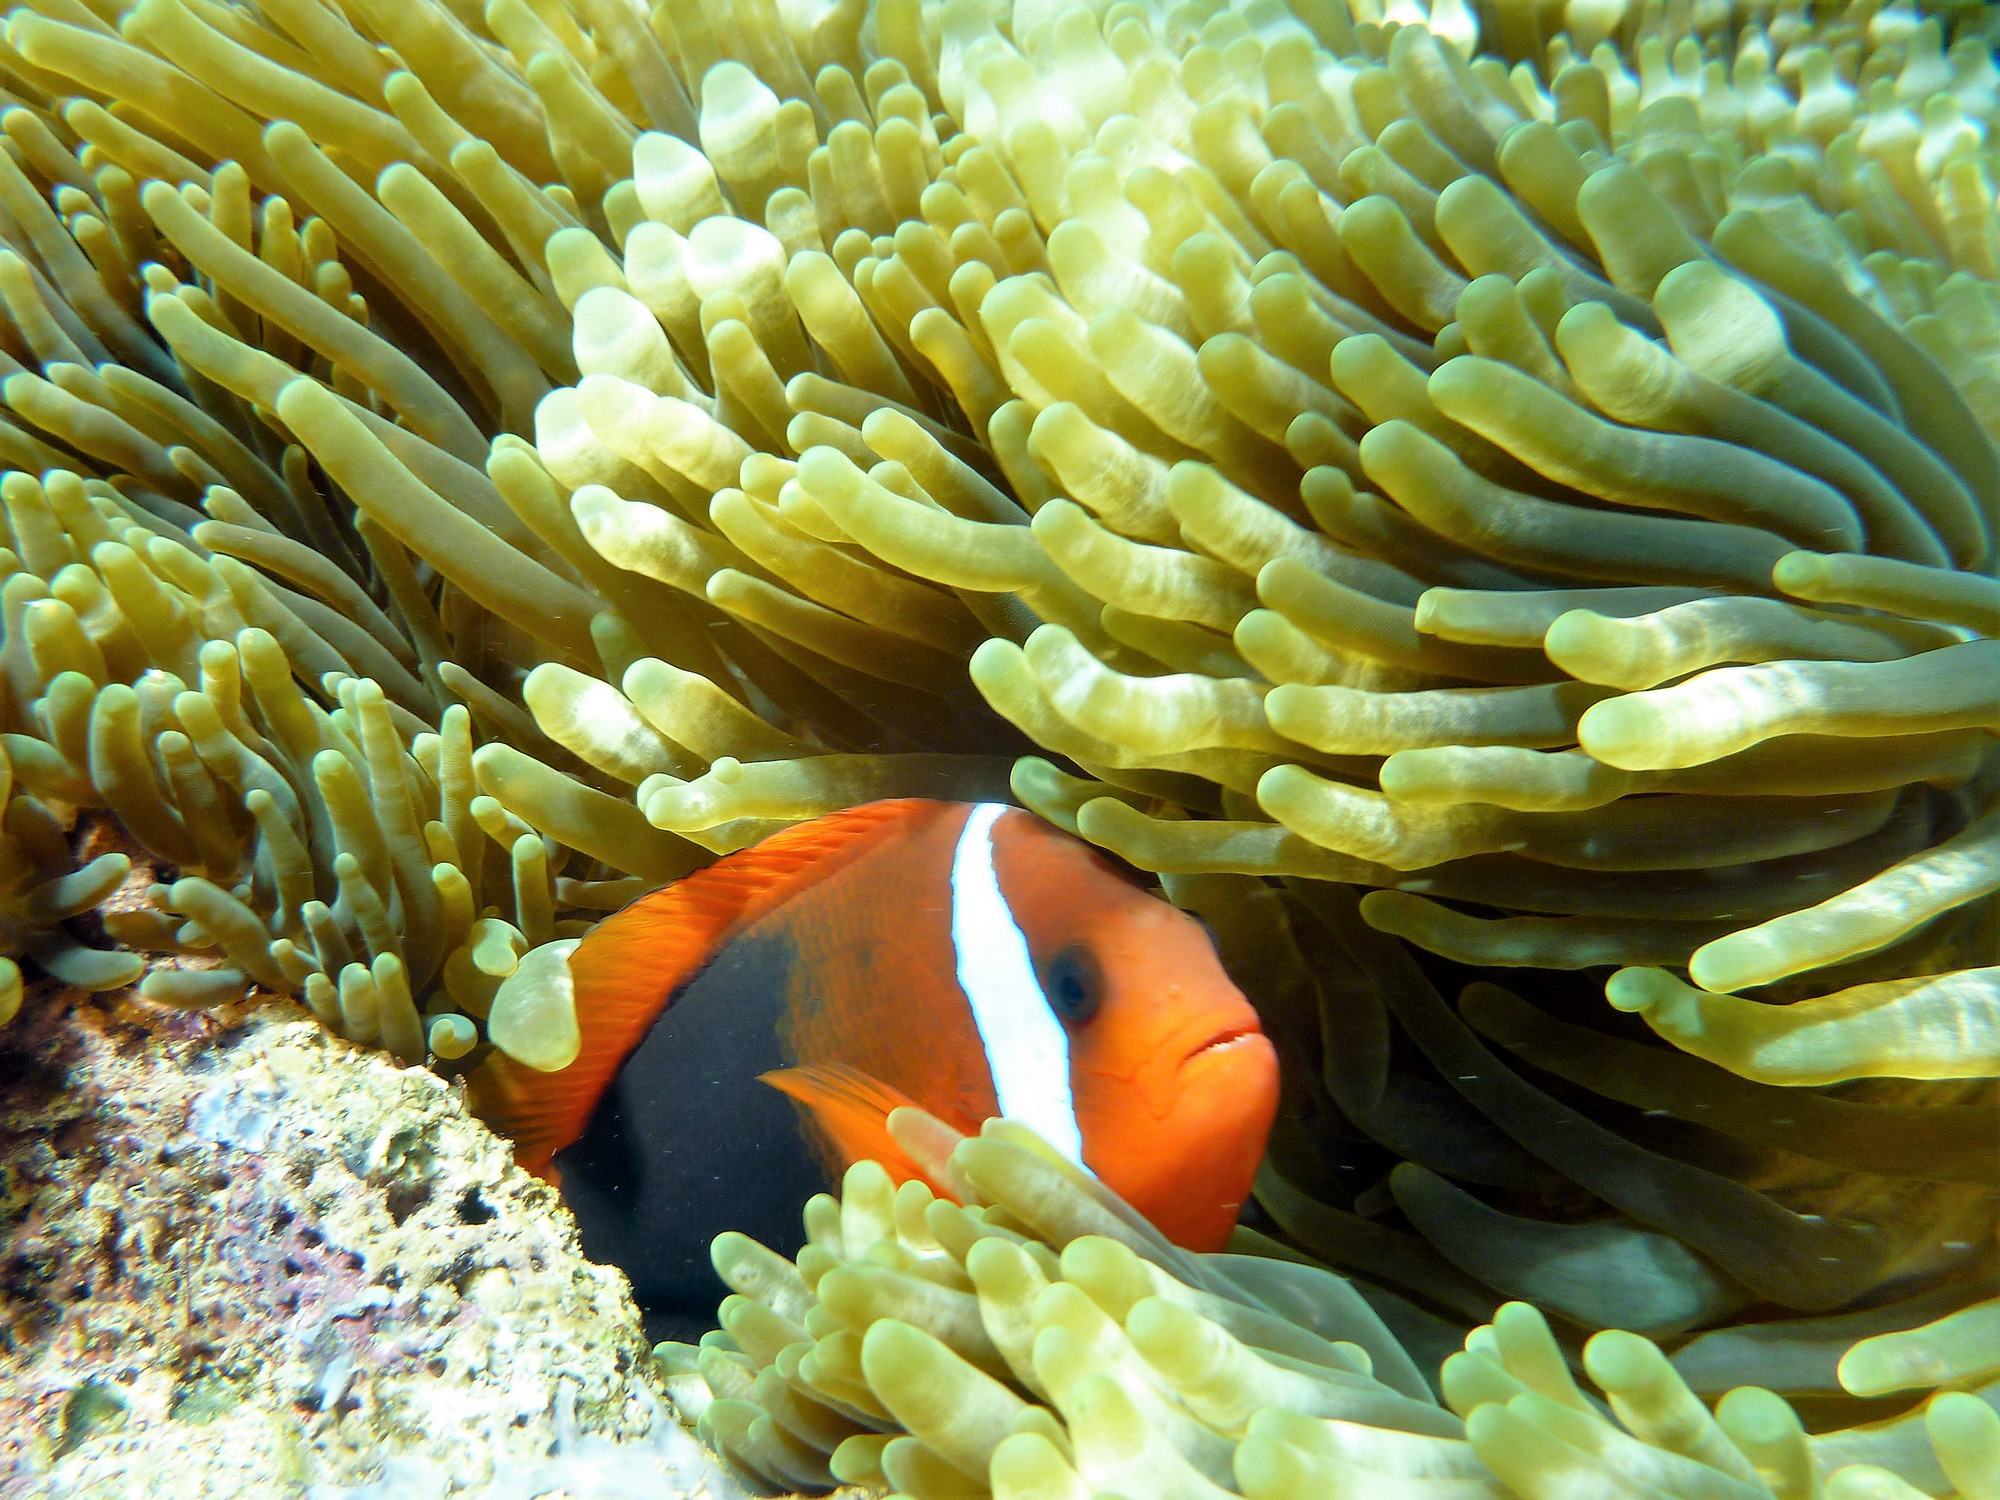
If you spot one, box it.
[1185,1025,1259,1064]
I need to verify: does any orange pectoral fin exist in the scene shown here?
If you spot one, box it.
[760,1063,957,1199]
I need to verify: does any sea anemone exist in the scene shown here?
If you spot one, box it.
[0,0,1994,1488]
[664,1111,2000,1500]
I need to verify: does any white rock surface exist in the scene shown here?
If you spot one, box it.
[0,982,747,1499]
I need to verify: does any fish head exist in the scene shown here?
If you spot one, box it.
[993,811,1279,1251]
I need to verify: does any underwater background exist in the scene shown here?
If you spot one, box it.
[0,0,1996,1491]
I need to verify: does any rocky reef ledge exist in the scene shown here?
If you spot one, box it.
[0,975,748,1499]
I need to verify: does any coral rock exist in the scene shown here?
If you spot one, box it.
[0,977,746,1499]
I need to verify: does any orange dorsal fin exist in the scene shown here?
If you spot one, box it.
[760,1062,953,1197]
[470,800,951,1175]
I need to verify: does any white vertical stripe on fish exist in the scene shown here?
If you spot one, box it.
[948,802,1088,1167]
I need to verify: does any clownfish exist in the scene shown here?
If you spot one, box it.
[472,799,1278,1336]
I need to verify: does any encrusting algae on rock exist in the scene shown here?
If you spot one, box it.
[0,0,1995,1488]
[0,971,747,1499]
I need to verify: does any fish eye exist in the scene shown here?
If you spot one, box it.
[1041,946,1101,1025]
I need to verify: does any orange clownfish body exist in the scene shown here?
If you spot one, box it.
[471,799,1278,1335]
